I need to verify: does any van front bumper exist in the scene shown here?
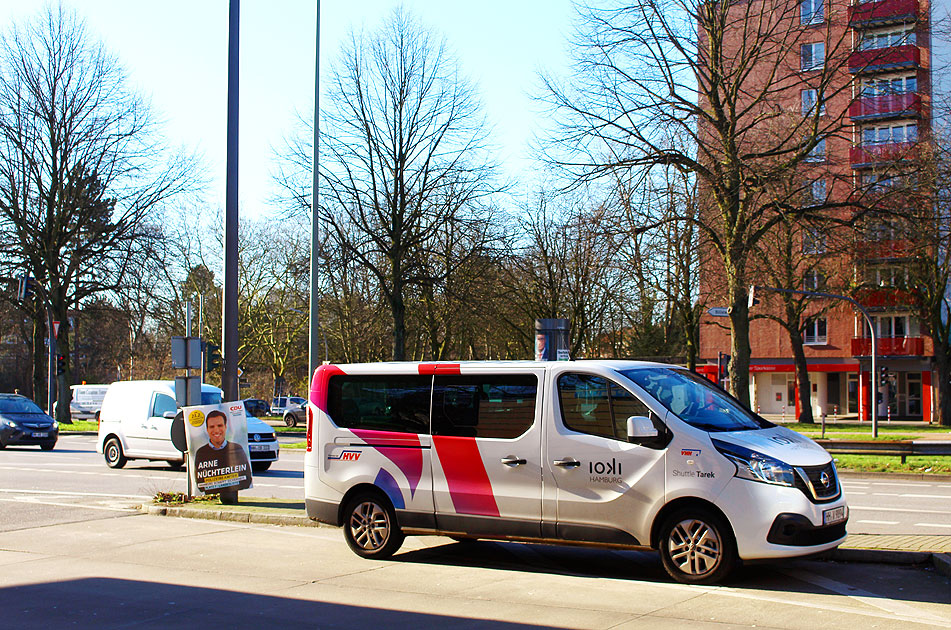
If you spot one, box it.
[718,477,848,560]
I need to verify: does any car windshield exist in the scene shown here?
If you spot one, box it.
[620,368,772,432]
[0,397,45,414]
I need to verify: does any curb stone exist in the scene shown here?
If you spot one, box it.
[144,504,321,528]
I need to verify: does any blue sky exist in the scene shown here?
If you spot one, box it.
[0,1,576,218]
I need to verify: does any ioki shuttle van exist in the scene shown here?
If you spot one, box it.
[304,361,848,584]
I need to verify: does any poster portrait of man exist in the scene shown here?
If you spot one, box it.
[184,402,252,495]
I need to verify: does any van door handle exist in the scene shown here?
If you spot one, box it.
[553,458,581,469]
[500,456,527,467]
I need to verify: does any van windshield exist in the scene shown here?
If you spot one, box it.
[620,368,772,432]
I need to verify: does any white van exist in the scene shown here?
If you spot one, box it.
[304,361,848,584]
[96,381,280,471]
[69,384,109,420]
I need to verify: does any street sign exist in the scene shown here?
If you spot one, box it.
[52,321,60,337]
[707,307,730,318]
[171,336,202,370]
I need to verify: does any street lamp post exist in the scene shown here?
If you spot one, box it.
[309,1,321,381]
[750,285,880,437]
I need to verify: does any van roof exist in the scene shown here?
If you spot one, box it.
[106,380,222,393]
[316,359,681,371]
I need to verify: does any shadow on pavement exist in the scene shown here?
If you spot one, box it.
[394,539,951,606]
[0,578,560,630]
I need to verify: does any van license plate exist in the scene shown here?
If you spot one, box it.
[823,506,846,525]
[32,432,48,438]
[249,444,270,452]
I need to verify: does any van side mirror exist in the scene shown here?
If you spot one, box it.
[163,410,177,419]
[627,415,658,441]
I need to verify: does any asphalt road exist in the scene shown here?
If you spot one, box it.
[0,509,948,630]
[2,434,950,536]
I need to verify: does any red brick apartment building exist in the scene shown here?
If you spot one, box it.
[699,0,945,422]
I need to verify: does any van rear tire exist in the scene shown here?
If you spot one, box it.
[658,507,736,585]
[104,437,127,469]
[343,493,404,559]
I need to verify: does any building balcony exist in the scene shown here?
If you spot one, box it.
[849,0,919,28]
[852,336,923,356]
[849,45,920,74]
[854,287,916,308]
[854,238,912,259]
[850,141,917,168]
[849,93,921,121]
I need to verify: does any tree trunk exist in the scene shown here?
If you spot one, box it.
[390,286,406,362]
[727,279,752,409]
[30,306,45,405]
[789,329,814,423]
[933,341,951,427]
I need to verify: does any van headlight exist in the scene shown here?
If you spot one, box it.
[712,439,796,487]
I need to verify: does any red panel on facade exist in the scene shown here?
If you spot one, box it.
[848,93,920,120]
[848,0,919,27]
[850,336,924,356]
[850,141,917,167]
[849,45,920,74]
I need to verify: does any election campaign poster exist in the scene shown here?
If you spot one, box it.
[183,401,253,495]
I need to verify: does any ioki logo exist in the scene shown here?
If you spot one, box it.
[589,458,621,475]
[328,450,362,462]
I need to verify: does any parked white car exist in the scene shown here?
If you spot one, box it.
[97,380,279,472]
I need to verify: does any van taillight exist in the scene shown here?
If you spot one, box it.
[306,406,313,452]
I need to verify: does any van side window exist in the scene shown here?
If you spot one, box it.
[558,373,654,441]
[151,393,177,418]
[327,376,431,434]
[432,375,537,439]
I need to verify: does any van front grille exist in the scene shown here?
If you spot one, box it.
[794,462,840,503]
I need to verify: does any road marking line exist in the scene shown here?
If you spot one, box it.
[848,505,950,515]
[279,485,301,489]
[843,491,867,495]
[913,522,951,529]
[0,498,139,512]
[855,520,899,525]
[871,492,902,496]
[870,482,931,488]
[901,494,951,499]
[0,488,150,500]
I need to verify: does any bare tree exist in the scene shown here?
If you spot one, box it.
[0,6,195,418]
[540,0,857,406]
[318,8,502,360]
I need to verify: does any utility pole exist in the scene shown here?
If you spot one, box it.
[222,0,240,403]
[309,0,322,379]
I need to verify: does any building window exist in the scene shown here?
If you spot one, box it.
[861,75,916,97]
[803,269,826,290]
[804,137,826,162]
[801,0,824,25]
[801,89,826,116]
[859,28,915,51]
[864,265,906,287]
[801,42,825,71]
[803,226,827,254]
[803,317,828,344]
[862,123,917,146]
[804,178,826,206]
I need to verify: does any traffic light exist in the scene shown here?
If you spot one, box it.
[748,285,760,308]
[879,365,888,387]
[56,354,66,375]
[17,274,34,302]
[205,342,222,372]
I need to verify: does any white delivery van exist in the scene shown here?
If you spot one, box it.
[304,361,848,584]
[97,381,280,471]
[69,384,109,420]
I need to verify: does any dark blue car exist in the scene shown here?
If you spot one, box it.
[0,394,58,450]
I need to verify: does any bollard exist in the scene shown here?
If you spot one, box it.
[782,405,786,421]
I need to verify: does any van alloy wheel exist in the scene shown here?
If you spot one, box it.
[343,494,404,559]
[659,508,736,584]
[104,437,127,469]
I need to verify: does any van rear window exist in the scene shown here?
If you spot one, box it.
[327,375,431,434]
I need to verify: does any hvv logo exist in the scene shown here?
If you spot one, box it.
[328,450,362,462]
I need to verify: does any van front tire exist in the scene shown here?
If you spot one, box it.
[104,437,127,469]
[658,508,736,585]
[343,493,404,559]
